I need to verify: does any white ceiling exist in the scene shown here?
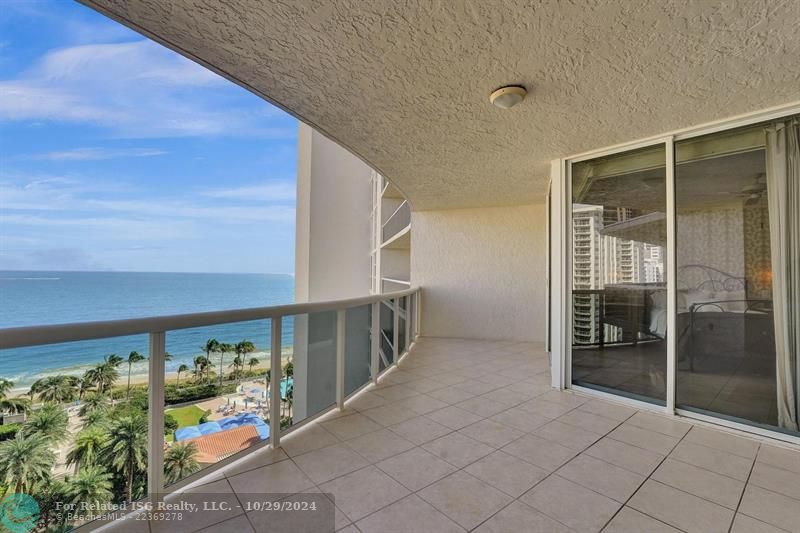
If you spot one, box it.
[84,0,800,210]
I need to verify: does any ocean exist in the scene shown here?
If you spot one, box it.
[0,271,295,389]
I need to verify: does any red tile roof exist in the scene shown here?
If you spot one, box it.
[182,425,261,463]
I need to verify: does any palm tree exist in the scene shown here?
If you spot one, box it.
[22,404,69,444]
[66,426,108,471]
[193,356,208,382]
[66,465,113,508]
[217,343,234,387]
[201,339,219,382]
[102,415,147,502]
[84,360,119,398]
[82,408,108,430]
[30,376,78,404]
[78,393,108,417]
[235,340,256,377]
[0,433,55,493]
[176,364,190,386]
[124,351,146,399]
[164,352,174,363]
[248,357,260,373]
[229,356,243,380]
[0,378,30,416]
[163,442,200,484]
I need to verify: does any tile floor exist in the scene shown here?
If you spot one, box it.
[111,338,800,533]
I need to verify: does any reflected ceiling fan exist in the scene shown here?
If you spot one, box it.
[712,173,767,206]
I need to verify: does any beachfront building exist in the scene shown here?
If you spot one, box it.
[1,2,800,532]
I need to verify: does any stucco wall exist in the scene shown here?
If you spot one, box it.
[411,203,547,342]
[294,123,372,302]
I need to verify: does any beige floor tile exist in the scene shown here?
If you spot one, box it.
[153,479,243,533]
[427,385,477,404]
[422,431,494,467]
[474,500,573,533]
[557,454,645,503]
[293,443,370,484]
[652,458,744,509]
[244,492,339,533]
[195,514,255,533]
[624,411,692,439]
[730,513,789,533]
[608,424,679,455]
[346,390,387,411]
[749,460,800,501]
[319,465,410,522]
[227,456,315,494]
[465,450,548,497]
[502,433,578,471]
[628,480,734,533]
[344,428,415,463]
[455,396,509,418]
[557,409,622,435]
[521,475,621,533]
[739,484,800,533]
[491,406,551,433]
[518,398,577,418]
[479,387,530,408]
[361,403,418,426]
[376,447,457,491]
[577,401,637,422]
[458,418,524,448]
[757,444,800,475]
[683,426,759,459]
[537,390,588,408]
[669,440,753,481]
[425,405,484,430]
[418,471,513,530]
[321,412,383,440]
[387,415,452,445]
[370,383,418,401]
[534,420,604,451]
[355,494,465,533]
[584,437,664,476]
[403,377,446,394]
[222,446,289,478]
[452,379,499,396]
[281,424,340,457]
[393,393,449,415]
[603,507,681,533]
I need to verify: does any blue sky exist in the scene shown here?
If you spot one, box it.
[0,0,298,274]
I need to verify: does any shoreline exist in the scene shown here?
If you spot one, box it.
[8,348,294,398]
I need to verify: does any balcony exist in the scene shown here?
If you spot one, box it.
[79,336,800,533]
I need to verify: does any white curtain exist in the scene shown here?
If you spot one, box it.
[766,117,800,432]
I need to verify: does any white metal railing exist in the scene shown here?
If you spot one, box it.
[0,286,421,518]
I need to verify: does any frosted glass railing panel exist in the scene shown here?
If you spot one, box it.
[286,311,337,426]
[164,318,271,486]
[398,296,408,354]
[345,305,372,396]
[0,336,150,529]
[379,301,395,370]
[382,201,410,242]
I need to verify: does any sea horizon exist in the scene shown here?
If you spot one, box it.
[0,271,296,389]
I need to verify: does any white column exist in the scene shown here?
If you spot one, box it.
[404,296,411,355]
[665,138,677,413]
[336,309,346,408]
[371,301,380,383]
[549,159,567,389]
[392,298,399,365]
[270,318,282,448]
[147,331,166,501]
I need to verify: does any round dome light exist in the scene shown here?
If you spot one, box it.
[489,85,527,109]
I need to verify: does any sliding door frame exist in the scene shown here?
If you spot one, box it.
[554,100,800,443]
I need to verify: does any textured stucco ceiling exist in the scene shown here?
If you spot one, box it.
[83,0,800,210]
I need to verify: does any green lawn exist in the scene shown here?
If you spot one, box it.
[166,404,206,428]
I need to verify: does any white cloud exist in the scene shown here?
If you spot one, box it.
[22,147,167,161]
[201,182,296,202]
[0,40,296,139]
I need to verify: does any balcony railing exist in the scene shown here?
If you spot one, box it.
[382,200,411,243]
[0,286,421,529]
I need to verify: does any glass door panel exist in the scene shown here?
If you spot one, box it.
[674,122,796,434]
[570,144,668,404]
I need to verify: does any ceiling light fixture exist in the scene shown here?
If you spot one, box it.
[489,85,527,109]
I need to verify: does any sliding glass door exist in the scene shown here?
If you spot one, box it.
[570,144,668,404]
[566,113,800,438]
[675,120,799,435]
